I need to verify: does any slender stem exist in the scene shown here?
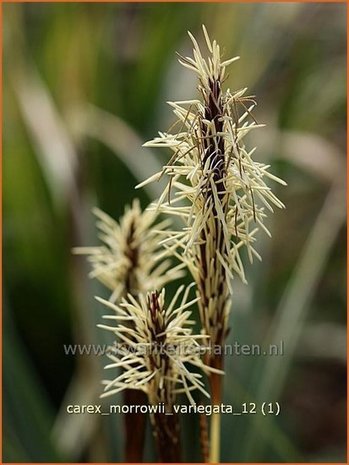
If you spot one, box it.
[152,411,181,462]
[209,355,223,463]
[199,402,210,462]
[210,409,221,463]
[124,389,147,462]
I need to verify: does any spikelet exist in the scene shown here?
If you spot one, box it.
[74,199,184,302]
[97,285,221,462]
[96,285,218,405]
[137,26,286,349]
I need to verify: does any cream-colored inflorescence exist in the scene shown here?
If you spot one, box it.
[74,199,184,302]
[97,285,219,405]
[137,26,286,349]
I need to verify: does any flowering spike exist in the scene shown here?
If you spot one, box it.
[139,27,286,350]
[97,286,220,462]
[97,287,214,404]
[138,28,286,462]
[73,199,184,301]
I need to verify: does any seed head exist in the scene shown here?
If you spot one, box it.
[137,26,286,346]
[74,199,184,302]
[96,285,219,405]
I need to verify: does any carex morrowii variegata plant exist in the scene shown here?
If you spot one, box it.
[77,25,285,464]
[138,25,286,462]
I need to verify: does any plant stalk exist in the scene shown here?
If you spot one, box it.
[152,411,181,462]
[199,403,210,462]
[209,354,223,463]
[124,389,147,462]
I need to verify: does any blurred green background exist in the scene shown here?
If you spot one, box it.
[3,2,346,463]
